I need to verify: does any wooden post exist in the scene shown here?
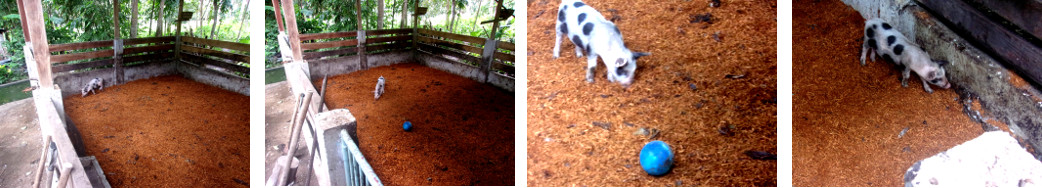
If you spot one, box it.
[25,0,52,88]
[357,0,367,70]
[16,0,31,42]
[280,0,305,63]
[113,0,125,84]
[175,0,183,61]
[488,0,502,39]
[271,0,285,32]
[358,31,367,70]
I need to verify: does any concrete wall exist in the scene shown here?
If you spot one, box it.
[308,50,413,80]
[177,61,250,96]
[54,61,178,97]
[488,72,515,92]
[841,1,1042,159]
[416,52,485,82]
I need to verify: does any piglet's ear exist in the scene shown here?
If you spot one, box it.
[634,52,651,59]
[933,60,949,66]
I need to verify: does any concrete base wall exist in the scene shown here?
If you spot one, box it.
[841,1,1042,159]
[177,61,250,96]
[366,50,413,68]
[488,72,515,92]
[308,50,413,80]
[416,52,485,83]
[54,61,178,97]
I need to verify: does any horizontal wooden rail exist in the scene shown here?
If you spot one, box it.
[49,40,112,52]
[52,52,172,73]
[366,42,411,52]
[182,36,249,52]
[180,52,249,74]
[366,28,412,36]
[497,41,515,51]
[492,61,514,74]
[366,35,412,44]
[418,43,481,64]
[125,36,176,46]
[302,39,359,51]
[181,45,250,63]
[417,36,483,55]
[51,49,114,64]
[303,47,358,60]
[124,44,174,55]
[494,51,513,62]
[300,31,358,41]
[418,29,486,44]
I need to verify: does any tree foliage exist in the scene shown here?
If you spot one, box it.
[265,0,515,68]
[0,0,249,84]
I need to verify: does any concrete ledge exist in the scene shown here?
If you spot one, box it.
[417,52,485,82]
[488,72,515,92]
[904,131,1042,187]
[308,50,413,80]
[177,61,250,96]
[314,108,356,186]
[841,0,1042,159]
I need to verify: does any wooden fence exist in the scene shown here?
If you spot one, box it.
[47,36,249,77]
[415,29,515,77]
[300,28,413,62]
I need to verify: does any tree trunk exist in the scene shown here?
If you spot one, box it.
[198,0,206,36]
[131,0,139,38]
[448,1,456,32]
[356,0,363,30]
[156,0,166,36]
[377,0,384,29]
[150,0,158,35]
[209,0,221,39]
[234,0,250,40]
[400,0,407,28]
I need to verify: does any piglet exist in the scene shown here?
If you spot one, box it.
[553,0,650,87]
[374,76,385,100]
[860,18,950,93]
[81,78,104,97]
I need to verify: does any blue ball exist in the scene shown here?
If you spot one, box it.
[639,140,674,176]
[403,121,412,132]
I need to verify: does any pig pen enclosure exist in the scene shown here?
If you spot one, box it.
[264,0,515,186]
[793,0,1042,187]
[13,0,251,187]
[526,0,777,187]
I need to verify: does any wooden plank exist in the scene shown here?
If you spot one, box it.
[48,40,112,52]
[182,36,249,52]
[303,47,358,60]
[366,28,412,36]
[919,0,1042,86]
[494,51,514,62]
[123,44,174,55]
[301,39,359,51]
[497,41,515,51]
[419,43,481,64]
[418,29,486,44]
[366,42,410,52]
[51,49,114,64]
[491,61,514,74]
[125,36,176,46]
[124,52,173,63]
[299,31,358,41]
[417,36,483,55]
[964,0,1042,40]
[51,59,114,73]
[26,0,53,88]
[366,35,412,44]
[182,45,250,63]
[180,52,249,73]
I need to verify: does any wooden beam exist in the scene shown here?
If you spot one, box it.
[366,28,412,36]
[181,36,250,52]
[302,47,358,60]
[124,36,176,46]
[919,0,1042,87]
[49,40,113,52]
[181,45,249,63]
[299,31,358,41]
[51,50,115,64]
[963,0,1042,40]
[123,44,174,55]
[497,41,514,51]
[418,29,486,44]
[16,0,30,42]
[280,0,305,62]
[52,59,114,73]
[300,39,360,51]
[271,0,285,32]
[366,35,412,44]
[25,0,52,88]
[180,52,249,74]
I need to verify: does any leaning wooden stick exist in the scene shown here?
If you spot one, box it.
[31,136,52,188]
[277,92,313,186]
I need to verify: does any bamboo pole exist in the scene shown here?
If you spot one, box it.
[55,163,72,188]
[277,92,313,186]
[30,136,52,188]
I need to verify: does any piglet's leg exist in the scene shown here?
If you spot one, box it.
[553,25,564,59]
[920,77,934,94]
[901,67,911,87]
[574,43,584,58]
[860,41,869,66]
[586,54,598,83]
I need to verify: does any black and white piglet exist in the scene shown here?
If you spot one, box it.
[81,78,104,97]
[374,76,385,100]
[553,0,650,87]
[860,18,950,93]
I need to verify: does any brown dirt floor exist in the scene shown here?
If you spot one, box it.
[792,0,1013,186]
[317,63,514,186]
[0,99,43,187]
[64,75,250,187]
[527,0,777,187]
